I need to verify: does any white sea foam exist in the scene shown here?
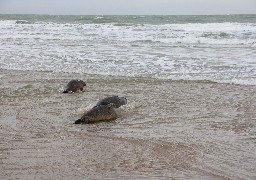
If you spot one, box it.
[0,20,17,24]
[0,19,255,85]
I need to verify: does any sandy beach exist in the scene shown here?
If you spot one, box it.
[0,69,256,179]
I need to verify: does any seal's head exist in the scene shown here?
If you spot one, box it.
[78,80,86,87]
[118,97,127,107]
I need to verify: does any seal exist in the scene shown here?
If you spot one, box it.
[74,103,117,124]
[96,96,127,108]
[63,80,86,93]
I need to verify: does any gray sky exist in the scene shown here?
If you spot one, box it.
[0,0,256,15]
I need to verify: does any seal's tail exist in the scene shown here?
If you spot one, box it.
[74,119,82,124]
[74,118,89,124]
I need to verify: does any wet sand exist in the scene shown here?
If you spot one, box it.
[0,69,256,179]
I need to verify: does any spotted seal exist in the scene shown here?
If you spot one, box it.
[96,96,127,108]
[63,80,86,93]
[74,103,117,124]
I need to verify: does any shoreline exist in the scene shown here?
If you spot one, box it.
[1,68,255,87]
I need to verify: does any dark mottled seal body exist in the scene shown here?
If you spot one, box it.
[96,96,127,108]
[74,103,117,124]
[63,80,86,93]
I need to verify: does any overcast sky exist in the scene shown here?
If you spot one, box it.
[0,0,256,15]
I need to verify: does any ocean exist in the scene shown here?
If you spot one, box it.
[0,14,256,179]
[0,14,255,85]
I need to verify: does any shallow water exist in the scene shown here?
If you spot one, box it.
[1,69,255,179]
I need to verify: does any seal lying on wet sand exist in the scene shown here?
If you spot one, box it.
[96,96,127,108]
[63,80,86,93]
[74,103,117,124]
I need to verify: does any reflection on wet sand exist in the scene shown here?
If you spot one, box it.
[0,69,256,179]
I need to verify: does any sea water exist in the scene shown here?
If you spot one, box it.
[0,14,255,85]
